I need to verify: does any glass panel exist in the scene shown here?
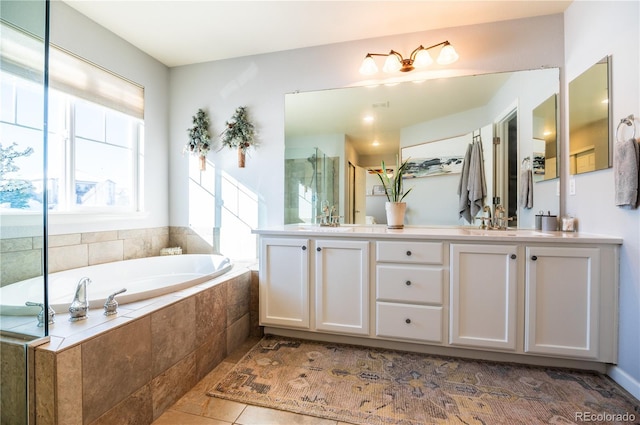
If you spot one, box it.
[75,137,132,207]
[569,57,611,175]
[0,1,48,423]
[284,68,560,228]
[284,147,339,225]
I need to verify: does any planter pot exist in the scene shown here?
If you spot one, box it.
[385,202,406,229]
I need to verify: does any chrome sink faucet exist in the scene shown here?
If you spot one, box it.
[479,204,511,230]
[69,277,91,321]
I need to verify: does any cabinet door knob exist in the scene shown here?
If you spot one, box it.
[405,280,412,286]
[405,318,411,324]
[531,255,537,261]
[317,247,322,252]
[406,250,412,256]
[301,246,307,251]
[510,254,516,260]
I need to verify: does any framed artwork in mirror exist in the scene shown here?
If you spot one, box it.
[401,133,469,179]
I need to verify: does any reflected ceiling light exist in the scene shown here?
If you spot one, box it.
[363,115,374,123]
[359,41,459,75]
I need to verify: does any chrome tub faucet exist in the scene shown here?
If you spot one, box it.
[69,277,91,321]
[104,288,127,316]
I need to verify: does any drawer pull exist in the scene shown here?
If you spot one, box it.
[510,254,516,260]
[531,255,538,261]
[406,250,412,256]
[405,280,412,286]
[317,247,322,252]
[302,246,307,251]
[405,318,411,324]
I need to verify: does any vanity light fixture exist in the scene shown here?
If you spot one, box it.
[359,41,459,75]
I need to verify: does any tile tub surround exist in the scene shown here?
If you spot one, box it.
[32,263,261,425]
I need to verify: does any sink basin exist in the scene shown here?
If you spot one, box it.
[298,226,354,232]
[460,229,553,237]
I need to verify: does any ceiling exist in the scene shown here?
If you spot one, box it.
[62,1,572,68]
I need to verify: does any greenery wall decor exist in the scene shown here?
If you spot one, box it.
[184,108,211,169]
[220,106,256,168]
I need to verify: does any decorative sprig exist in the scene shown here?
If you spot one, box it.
[220,106,256,153]
[184,109,211,157]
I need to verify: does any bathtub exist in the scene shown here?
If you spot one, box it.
[0,254,232,315]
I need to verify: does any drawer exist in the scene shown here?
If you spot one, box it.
[376,241,443,264]
[376,264,443,304]
[376,302,442,343]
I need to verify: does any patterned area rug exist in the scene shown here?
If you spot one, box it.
[207,335,640,425]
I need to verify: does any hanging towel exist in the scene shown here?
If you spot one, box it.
[457,143,473,223]
[467,140,487,218]
[614,138,640,207]
[518,169,533,209]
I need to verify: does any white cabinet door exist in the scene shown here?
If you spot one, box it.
[315,239,370,335]
[525,246,600,359]
[259,237,309,329]
[450,244,518,350]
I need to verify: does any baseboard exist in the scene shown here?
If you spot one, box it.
[608,365,640,402]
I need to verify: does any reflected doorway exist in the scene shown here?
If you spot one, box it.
[494,109,518,228]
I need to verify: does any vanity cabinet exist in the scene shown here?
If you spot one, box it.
[259,237,310,329]
[255,226,620,367]
[315,239,370,335]
[524,246,602,360]
[259,236,370,335]
[375,241,445,343]
[450,244,519,351]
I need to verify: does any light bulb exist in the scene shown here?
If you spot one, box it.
[359,55,378,75]
[383,54,402,73]
[413,49,433,68]
[437,43,459,65]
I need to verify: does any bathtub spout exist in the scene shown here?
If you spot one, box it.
[69,277,91,321]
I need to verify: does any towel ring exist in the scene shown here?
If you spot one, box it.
[615,114,636,143]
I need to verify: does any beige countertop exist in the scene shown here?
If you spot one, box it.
[253,224,623,244]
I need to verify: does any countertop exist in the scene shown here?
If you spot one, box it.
[252,224,623,245]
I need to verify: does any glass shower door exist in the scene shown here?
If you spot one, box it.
[1,1,49,423]
[284,147,338,225]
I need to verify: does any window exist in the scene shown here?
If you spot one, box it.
[0,22,144,213]
[47,93,142,211]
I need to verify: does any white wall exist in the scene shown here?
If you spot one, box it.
[48,2,170,234]
[563,1,640,400]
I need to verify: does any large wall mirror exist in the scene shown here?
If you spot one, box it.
[569,56,611,174]
[285,68,559,229]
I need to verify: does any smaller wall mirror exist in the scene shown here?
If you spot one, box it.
[569,56,611,175]
[532,94,558,181]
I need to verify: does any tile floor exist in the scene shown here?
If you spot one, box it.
[151,336,355,425]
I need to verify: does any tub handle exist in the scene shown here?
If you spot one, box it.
[25,301,55,327]
[104,288,127,316]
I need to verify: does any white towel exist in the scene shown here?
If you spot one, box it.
[518,169,533,209]
[614,138,639,207]
[467,140,487,218]
[457,143,473,223]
